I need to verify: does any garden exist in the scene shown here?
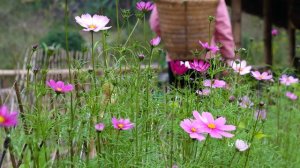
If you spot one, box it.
[0,0,299,167]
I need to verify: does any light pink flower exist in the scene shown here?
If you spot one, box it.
[136,1,154,12]
[190,59,210,73]
[285,92,298,100]
[254,109,267,120]
[112,117,134,130]
[251,71,273,81]
[75,14,111,32]
[150,36,161,46]
[180,119,205,141]
[203,79,226,88]
[199,41,219,54]
[0,105,18,127]
[95,123,105,132]
[196,88,211,96]
[193,111,236,139]
[279,75,298,86]
[271,28,279,36]
[235,139,249,152]
[170,60,189,75]
[229,60,252,75]
[46,79,73,93]
[180,61,191,69]
[239,96,254,108]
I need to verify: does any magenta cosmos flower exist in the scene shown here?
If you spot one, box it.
[136,1,154,12]
[95,123,105,132]
[170,60,189,75]
[285,92,298,100]
[180,119,205,141]
[0,105,18,127]
[150,36,161,46]
[199,40,219,54]
[112,117,134,130]
[229,60,252,75]
[271,28,279,36]
[279,75,298,86]
[190,59,210,73]
[75,14,111,32]
[47,79,73,93]
[203,79,226,88]
[251,71,273,81]
[193,111,236,139]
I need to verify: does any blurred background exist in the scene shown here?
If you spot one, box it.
[0,0,299,69]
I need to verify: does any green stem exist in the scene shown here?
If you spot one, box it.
[102,31,108,69]
[116,0,120,42]
[124,19,140,47]
[64,0,74,165]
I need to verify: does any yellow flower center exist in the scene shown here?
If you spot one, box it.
[0,116,5,123]
[191,127,197,132]
[118,124,124,129]
[208,123,216,129]
[88,24,97,29]
[56,87,62,92]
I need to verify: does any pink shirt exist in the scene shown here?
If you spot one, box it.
[149,0,235,61]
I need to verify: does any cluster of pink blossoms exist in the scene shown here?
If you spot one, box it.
[180,111,236,141]
[94,117,134,132]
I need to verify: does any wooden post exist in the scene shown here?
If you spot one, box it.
[288,0,296,66]
[232,0,242,48]
[263,0,272,66]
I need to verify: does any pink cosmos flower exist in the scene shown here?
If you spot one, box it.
[136,1,154,12]
[229,60,252,75]
[112,117,134,130]
[193,111,236,139]
[279,75,298,86]
[239,96,254,108]
[254,109,267,120]
[271,28,279,36]
[199,41,219,54]
[95,123,105,132]
[0,105,18,127]
[251,71,273,81]
[47,80,73,93]
[190,59,210,73]
[180,119,205,141]
[150,36,161,46]
[75,14,111,32]
[196,88,211,96]
[203,79,226,88]
[170,60,189,75]
[285,92,298,100]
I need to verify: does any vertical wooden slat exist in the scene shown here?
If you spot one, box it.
[231,0,242,48]
[288,0,296,66]
[263,0,272,65]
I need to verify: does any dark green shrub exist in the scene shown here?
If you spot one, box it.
[40,29,85,51]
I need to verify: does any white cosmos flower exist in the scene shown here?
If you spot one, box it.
[235,139,249,152]
[75,14,111,32]
[229,60,252,75]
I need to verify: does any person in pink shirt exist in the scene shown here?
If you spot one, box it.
[149,0,235,86]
